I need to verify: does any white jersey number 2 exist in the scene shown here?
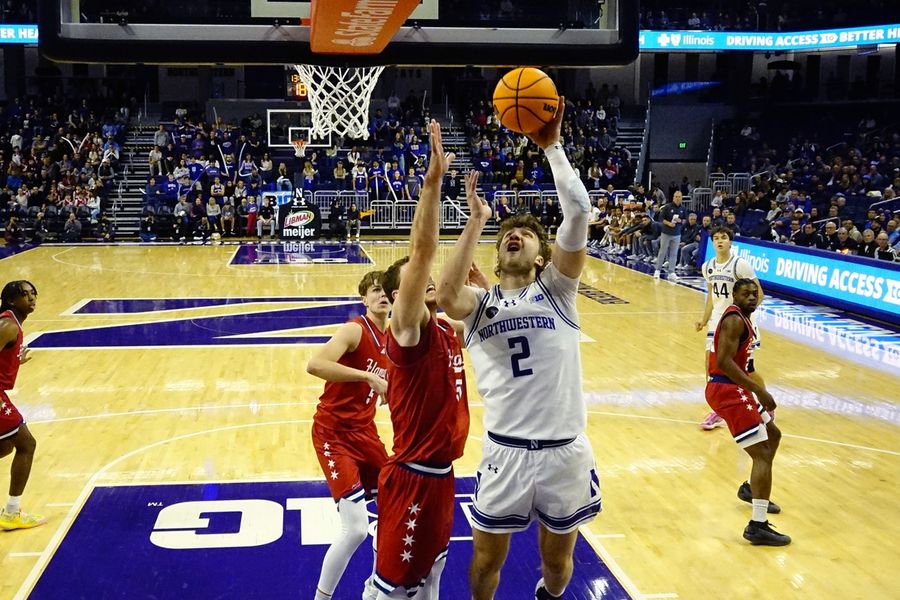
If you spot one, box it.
[508,336,534,377]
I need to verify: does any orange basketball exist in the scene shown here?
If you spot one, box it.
[492,67,559,134]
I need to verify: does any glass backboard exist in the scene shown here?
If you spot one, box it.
[38,0,638,66]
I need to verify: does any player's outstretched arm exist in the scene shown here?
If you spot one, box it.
[306,322,386,393]
[437,170,492,320]
[527,95,590,280]
[391,119,455,339]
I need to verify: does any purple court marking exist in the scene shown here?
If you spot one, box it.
[31,301,365,348]
[231,241,372,265]
[75,297,359,314]
[30,478,629,599]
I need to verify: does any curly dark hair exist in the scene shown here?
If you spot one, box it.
[0,280,37,312]
[382,256,410,304]
[494,214,552,278]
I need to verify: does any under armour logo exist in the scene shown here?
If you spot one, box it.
[486,464,499,473]
[502,299,517,308]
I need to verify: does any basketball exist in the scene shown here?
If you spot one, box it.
[492,67,559,134]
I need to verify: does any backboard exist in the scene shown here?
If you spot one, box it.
[38,0,638,67]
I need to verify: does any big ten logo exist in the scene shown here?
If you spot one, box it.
[150,498,343,550]
[283,241,317,254]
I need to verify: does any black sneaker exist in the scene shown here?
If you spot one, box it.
[738,481,781,514]
[743,520,791,546]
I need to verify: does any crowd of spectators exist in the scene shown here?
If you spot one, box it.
[1,94,130,246]
[582,105,900,271]
[463,83,634,204]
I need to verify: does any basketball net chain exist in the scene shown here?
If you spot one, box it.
[293,65,386,140]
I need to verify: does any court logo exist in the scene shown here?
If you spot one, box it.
[28,479,631,599]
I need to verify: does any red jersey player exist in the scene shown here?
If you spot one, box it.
[306,270,390,600]
[706,278,790,546]
[372,119,470,600]
[0,280,45,531]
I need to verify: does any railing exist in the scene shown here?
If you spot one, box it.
[635,97,650,185]
[705,118,716,182]
[690,187,713,214]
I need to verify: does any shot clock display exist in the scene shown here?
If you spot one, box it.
[286,71,309,100]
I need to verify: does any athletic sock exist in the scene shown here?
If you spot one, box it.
[314,590,332,600]
[5,495,21,514]
[315,497,369,596]
[535,578,563,600]
[751,499,769,523]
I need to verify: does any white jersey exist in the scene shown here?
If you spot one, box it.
[462,263,585,440]
[703,254,758,327]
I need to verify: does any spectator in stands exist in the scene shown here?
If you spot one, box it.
[4,216,25,246]
[368,160,388,201]
[404,168,422,200]
[875,232,897,261]
[302,162,319,194]
[96,215,114,242]
[140,212,158,243]
[677,213,701,270]
[259,153,273,183]
[245,196,258,236]
[834,227,859,254]
[333,161,349,191]
[154,124,169,149]
[347,202,361,241]
[817,221,839,250]
[63,212,82,242]
[328,198,347,241]
[540,196,561,233]
[276,163,292,191]
[445,169,461,202]
[206,197,222,234]
[221,200,236,237]
[98,159,115,188]
[724,212,742,236]
[791,222,818,247]
[842,218,863,243]
[857,229,877,258]
[887,220,899,247]
[495,196,512,223]
[257,197,275,239]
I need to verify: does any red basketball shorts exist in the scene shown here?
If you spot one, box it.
[373,462,455,595]
[311,420,388,502]
[0,391,24,441]
[705,381,771,448]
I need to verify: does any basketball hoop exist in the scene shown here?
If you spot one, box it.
[293,65,385,140]
[292,139,308,158]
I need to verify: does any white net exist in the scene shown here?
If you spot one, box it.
[293,65,386,140]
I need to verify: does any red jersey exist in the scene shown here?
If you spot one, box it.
[314,315,387,431]
[385,316,469,465]
[0,311,23,391]
[708,305,755,378]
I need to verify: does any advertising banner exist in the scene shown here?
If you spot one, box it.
[640,23,900,51]
[273,191,322,240]
[703,237,900,323]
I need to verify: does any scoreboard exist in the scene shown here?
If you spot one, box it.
[286,71,309,100]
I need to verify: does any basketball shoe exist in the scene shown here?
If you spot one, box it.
[743,520,791,546]
[535,578,562,600]
[737,481,781,513]
[700,411,725,430]
[0,509,46,531]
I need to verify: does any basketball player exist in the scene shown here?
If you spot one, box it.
[306,270,390,600]
[695,226,765,431]
[437,97,600,600]
[372,119,470,600]
[0,280,45,531]
[695,227,779,512]
[706,279,790,546]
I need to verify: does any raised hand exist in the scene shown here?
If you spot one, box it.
[527,95,566,150]
[424,119,456,186]
[464,170,492,222]
[466,263,491,291]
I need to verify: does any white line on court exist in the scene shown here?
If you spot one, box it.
[8,553,43,558]
[44,503,73,508]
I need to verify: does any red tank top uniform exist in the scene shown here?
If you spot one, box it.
[0,311,25,439]
[311,315,389,502]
